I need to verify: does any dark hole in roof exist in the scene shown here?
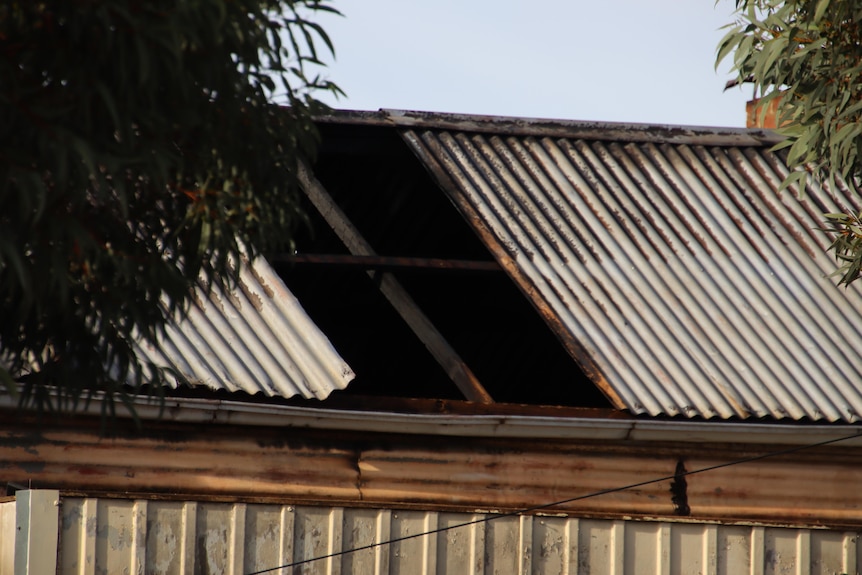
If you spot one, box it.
[274,122,610,408]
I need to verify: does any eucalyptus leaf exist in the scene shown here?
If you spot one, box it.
[720,0,862,285]
[0,0,341,422]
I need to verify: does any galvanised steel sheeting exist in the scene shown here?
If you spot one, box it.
[136,256,354,400]
[397,111,862,422]
[0,499,13,573]
[55,497,862,575]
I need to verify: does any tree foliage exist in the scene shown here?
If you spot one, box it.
[0,0,340,413]
[718,0,862,284]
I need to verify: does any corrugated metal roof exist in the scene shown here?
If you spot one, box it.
[391,109,862,422]
[136,256,355,399]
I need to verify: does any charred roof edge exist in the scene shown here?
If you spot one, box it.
[313,108,784,147]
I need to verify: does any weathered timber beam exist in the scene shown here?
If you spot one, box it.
[271,253,501,273]
[297,162,494,404]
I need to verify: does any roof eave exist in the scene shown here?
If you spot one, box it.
[5,394,858,447]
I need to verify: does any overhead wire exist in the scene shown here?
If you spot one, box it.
[246,428,862,575]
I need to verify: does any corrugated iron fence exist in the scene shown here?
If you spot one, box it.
[4,491,859,575]
[0,497,15,574]
[0,491,860,575]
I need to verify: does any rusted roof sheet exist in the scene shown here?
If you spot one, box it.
[391,109,862,422]
[136,256,355,399]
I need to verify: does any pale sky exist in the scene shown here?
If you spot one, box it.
[309,1,753,128]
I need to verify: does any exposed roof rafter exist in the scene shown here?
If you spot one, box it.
[297,161,494,404]
[270,253,502,273]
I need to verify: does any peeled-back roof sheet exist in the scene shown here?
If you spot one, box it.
[391,110,862,422]
[136,256,355,400]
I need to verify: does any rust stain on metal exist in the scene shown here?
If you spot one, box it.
[499,134,575,263]
[73,466,109,476]
[621,212,661,262]
[648,143,715,257]
[403,128,624,408]
[9,415,862,525]
[191,290,206,311]
[520,137,603,263]
[206,288,227,316]
[690,145,770,262]
[716,384,752,420]
[237,276,263,312]
[428,131,539,262]
[621,143,698,256]
[549,139,614,234]
[603,143,681,259]
[715,148,787,241]
[662,143,734,258]
[245,256,275,298]
[730,149,809,254]
[505,250,621,408]
[396,116,862,423]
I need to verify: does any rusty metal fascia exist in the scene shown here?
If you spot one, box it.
[135,255,355,400]
[4,420,862,525]
[397,122,862,423]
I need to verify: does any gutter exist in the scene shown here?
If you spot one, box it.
[4,394,860,447]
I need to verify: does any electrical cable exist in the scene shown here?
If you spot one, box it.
[246,429,862,575]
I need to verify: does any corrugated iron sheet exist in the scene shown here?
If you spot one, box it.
[54,497,862,575]
[0,499,14,573]
[136,256,355,399]
[393,110,862,422]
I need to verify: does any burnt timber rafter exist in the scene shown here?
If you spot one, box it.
[270,254,502,273]
[296,161,494,404]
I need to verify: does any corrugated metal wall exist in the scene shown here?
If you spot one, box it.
[57,498,861,575]
[0,499,15,575]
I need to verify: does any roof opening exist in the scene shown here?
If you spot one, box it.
[274,122,610,408]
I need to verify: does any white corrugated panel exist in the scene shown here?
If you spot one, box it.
[394,110,862,422]
[136,256,355,400]
[56,497,862,575]
[0,498,15,574]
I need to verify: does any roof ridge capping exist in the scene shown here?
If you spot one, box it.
[314,108,784,147]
